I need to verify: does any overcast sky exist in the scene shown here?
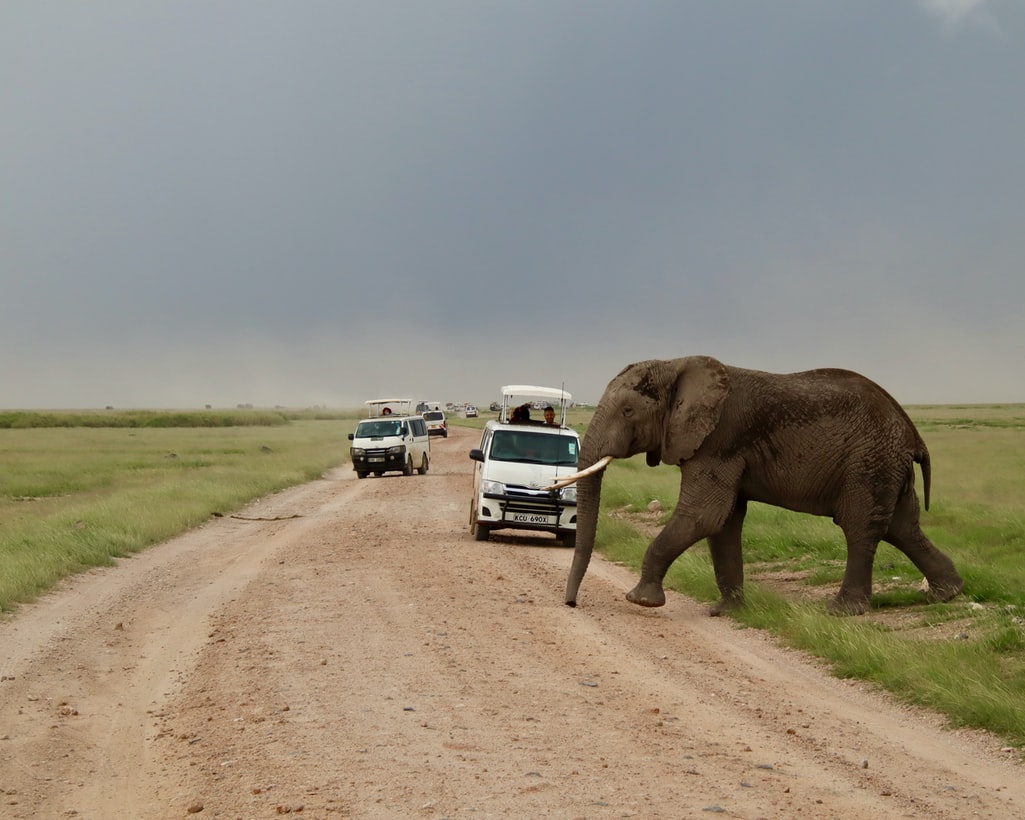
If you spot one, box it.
[3,1,1023,409]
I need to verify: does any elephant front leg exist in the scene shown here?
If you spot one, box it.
[625,507,715,608]
[707,500,747,616]
[625,534,672,606]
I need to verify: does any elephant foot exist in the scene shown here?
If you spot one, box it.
[625,582,666,608]
[827,594,870,617]
[925,576,964,604]
[709,591,744,617]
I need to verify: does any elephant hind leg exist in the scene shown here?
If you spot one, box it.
[885,489,963,603]
[830,483,902,615]
[830,521,884,616]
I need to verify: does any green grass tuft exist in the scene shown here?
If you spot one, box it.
[0,415,355,612]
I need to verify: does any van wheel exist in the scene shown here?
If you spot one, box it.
[403,457,414,476]
[473,522,491,542]
[356,471,368,479]
[418,454,429,475]
[559,531,577,548]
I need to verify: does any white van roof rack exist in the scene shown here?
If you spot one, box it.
[500,385,572,403]
[499,385,572,425]
[364,398,413,417]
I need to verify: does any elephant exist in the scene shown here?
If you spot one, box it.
[552,356,964,616]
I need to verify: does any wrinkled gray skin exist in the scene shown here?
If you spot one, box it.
[565,356,964,616]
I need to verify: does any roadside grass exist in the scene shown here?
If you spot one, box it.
[0,412,359,612]
[592,405,1025,749]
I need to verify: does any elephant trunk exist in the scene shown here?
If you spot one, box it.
[564,437,609,606]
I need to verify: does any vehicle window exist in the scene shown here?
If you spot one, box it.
[489,430,578,466]
[356,420,401,437]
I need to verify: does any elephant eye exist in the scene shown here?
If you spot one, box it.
[622,406,634,419]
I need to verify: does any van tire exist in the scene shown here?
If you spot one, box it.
[473,522,491,542]
[403,457,414,476]
[559,531,577,548]
[418,454,429,475]
[356,471,368,479]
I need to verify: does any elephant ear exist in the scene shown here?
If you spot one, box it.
[662,356,730,465]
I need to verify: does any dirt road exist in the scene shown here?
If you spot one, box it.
[1,425,1022,819]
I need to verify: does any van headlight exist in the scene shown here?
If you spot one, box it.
[351,448,365,458]
[560,485,577,503]
[482,479,506,495]
[387,445,407,456]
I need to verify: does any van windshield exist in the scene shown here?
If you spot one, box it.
[489,430,578,466]
[356,420,402,437]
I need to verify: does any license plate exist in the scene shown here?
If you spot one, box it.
[511,513,554,525]
[369,457,385,463]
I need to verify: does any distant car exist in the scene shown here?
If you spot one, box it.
[465,405,479,418]
[423,409,448,437]
[489,402,501,412]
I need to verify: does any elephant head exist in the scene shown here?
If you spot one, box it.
[562,356,730,606]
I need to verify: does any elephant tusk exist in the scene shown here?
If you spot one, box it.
[543,455,614,490]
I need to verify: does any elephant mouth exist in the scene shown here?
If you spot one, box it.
[646,450,661,467]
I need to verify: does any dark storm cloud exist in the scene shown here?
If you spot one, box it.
[2,1,1023,407]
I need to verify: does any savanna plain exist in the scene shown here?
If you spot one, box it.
[1,404,1024,818]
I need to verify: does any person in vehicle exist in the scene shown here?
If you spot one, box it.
[543,405,556,425]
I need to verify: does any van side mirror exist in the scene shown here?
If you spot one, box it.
[348,433,354,440]
[469,449,485,463]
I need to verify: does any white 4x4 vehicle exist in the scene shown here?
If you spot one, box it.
[423,409,448,438]
[348,399,430,478]
[468,385,579,546]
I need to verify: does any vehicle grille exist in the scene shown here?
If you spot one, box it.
[503,487,566,516]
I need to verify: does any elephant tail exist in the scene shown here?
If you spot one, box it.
[914,442,931,511]
[892,394,931,511]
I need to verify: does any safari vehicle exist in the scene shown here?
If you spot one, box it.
[468,385,579,545]
[349,399,430,478]
[423,409,448,437]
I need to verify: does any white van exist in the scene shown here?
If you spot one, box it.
[468,385,579,546]
[349,414,430,478]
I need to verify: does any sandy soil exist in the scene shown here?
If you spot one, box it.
[1,425,1023,819]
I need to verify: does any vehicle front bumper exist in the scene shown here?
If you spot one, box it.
[476,488,576,533]
[351,447,406,472]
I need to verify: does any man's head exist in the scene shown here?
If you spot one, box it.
[543,405,555,424]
